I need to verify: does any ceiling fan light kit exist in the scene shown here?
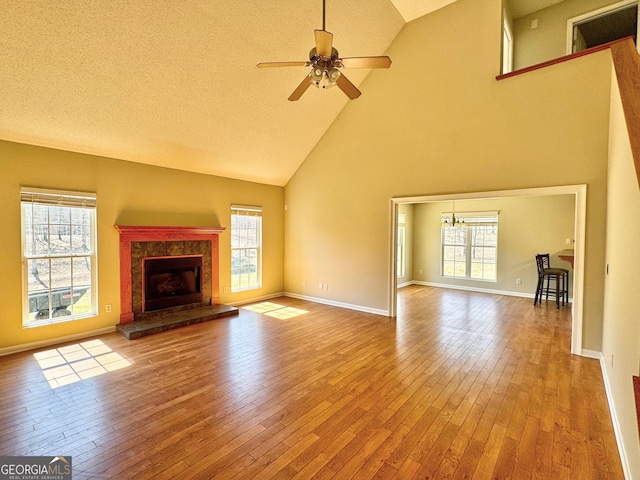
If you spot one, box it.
[257,0,391,101]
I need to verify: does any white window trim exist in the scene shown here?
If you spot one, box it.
[230,204,263,292]
[565,0,639,54]
[21,187,98,327]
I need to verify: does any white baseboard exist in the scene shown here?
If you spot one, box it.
[0,326,117,357]
[414,280,534,298]
[412,281,574,303]
[229,292,285,307]
[597,353,633,479]
[580,349,601,359]
[284,292,389,316]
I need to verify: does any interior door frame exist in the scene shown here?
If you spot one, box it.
[388,184,587,356]
[565,0,640,55]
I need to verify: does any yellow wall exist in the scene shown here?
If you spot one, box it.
[412,196,575,297]
[284,0,610,350]
[601,70,640,477]
[512,0,624,69]
[0,140,284,351]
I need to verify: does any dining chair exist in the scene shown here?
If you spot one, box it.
[534,253,569,309]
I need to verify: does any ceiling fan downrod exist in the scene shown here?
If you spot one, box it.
[322,0,326,31]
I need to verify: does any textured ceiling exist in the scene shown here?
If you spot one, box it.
[0,1,451,186]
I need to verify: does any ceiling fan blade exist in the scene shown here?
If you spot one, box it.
[340,56,392,69]
[314,29,333,57]
[257,61,310,68]
[288,76,313,101]
[336,73,361,100]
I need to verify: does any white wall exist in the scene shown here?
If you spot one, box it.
[601,69,640,479]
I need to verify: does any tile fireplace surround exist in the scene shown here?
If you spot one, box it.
[114,225,226,325]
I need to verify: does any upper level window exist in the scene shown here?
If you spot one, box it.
[441,212,498,282]
[231,205,262,292]
[21,188,97,327]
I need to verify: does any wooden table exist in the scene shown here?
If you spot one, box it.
[559,249,574,269]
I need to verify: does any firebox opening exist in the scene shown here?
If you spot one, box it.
[143,255,204,312]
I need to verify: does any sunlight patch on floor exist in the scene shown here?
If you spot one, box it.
[242,302,308,319]
[33,339,131,389]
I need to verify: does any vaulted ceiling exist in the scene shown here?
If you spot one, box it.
[0,0,457,186]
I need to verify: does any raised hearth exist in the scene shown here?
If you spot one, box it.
[116,304,238,340]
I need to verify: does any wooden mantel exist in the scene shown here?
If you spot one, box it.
[115,225,226,241]
[115,225,226,324]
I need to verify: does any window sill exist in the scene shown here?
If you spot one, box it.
[231,287,262,294]
[24,313,97,329]
[442,276,497,283]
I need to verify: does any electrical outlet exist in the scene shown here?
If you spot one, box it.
[516,278,522,285]
[323,284,328,291]
[223,286,229,294]
[565,238,571,245]
[531,18,538,28]
[106,304,112,313]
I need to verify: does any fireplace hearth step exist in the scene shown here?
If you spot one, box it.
[116,304,239,340]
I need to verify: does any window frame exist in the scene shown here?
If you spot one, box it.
[21,187,98,327]
[441,212,498,282]
[230,205,262,292]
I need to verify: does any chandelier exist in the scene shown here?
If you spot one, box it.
[442,202,465,227]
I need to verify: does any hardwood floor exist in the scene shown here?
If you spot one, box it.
[0,286,624,479]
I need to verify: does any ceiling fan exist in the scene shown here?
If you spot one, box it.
[256,0,392,101]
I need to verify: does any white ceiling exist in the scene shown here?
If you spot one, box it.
[0,0,453,186]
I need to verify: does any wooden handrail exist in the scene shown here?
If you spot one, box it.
[496,37,631,81]
[610,38,640,190]
[635,376,640,439]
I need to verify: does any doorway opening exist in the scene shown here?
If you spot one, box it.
[389,185,587,356]
[567,0,638,54]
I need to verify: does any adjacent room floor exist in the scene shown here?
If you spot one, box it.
[0,286,623,479]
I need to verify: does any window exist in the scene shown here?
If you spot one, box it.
[442,212,498,281]
[397,213,406,278]
[231,205,262,292]
[21,188,97,326]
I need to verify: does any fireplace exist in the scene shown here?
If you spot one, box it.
[143,255,203,312]
[115,225,226,324]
